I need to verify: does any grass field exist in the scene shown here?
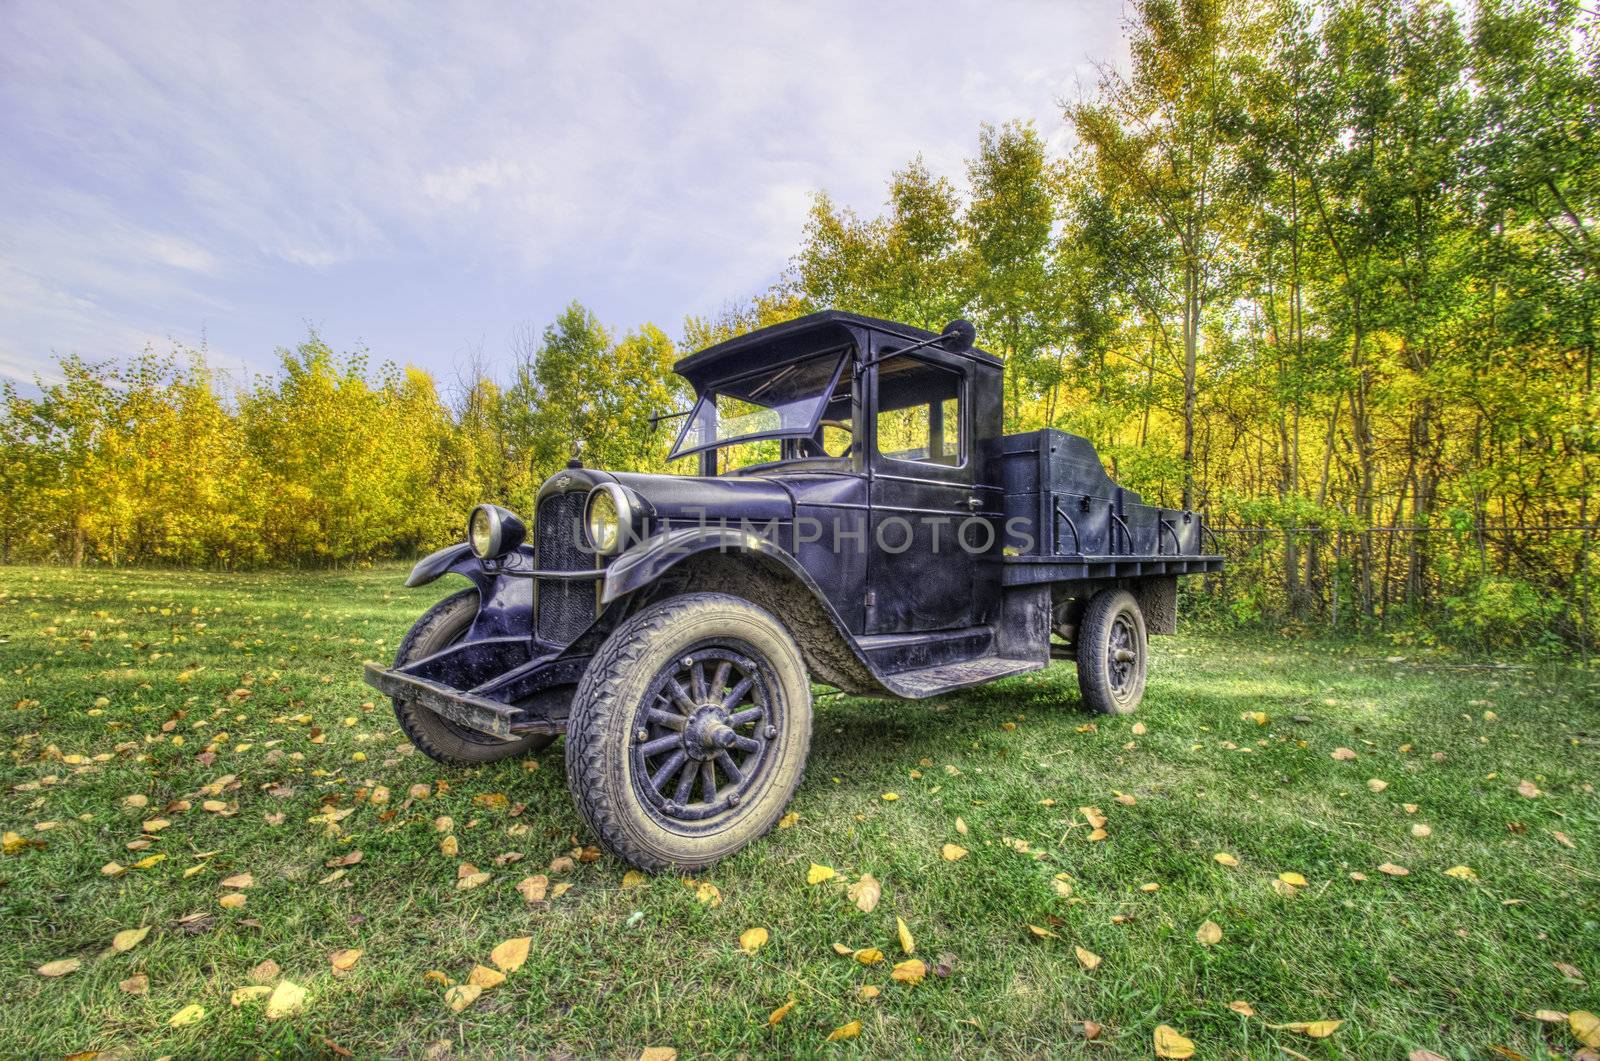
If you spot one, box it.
[2,564,1597,1059]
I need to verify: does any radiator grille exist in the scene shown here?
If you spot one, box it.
[535,490,596,644]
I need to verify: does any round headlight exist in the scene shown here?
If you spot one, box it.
[467,504,526,559]
[468,505,499,558]
[585,484,633,555]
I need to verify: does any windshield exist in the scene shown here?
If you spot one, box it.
[668,347,849,464]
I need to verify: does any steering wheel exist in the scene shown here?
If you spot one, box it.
[799,418,857,459]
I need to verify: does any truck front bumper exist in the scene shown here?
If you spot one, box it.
[363,662,562,742]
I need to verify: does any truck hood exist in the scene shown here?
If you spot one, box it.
[606,471,792,523]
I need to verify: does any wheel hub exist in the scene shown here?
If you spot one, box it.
[683,705,737,761]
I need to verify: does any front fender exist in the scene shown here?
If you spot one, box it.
[602,526,817,605]
[405,542,534,641]
[405,542,482,589]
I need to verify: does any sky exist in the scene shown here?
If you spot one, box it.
[0,1,1126,390]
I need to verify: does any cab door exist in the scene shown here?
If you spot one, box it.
[865,344,994,634]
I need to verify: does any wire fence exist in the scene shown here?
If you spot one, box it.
[1189,522,1600,654]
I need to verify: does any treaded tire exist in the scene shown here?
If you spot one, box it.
[1076,588,1148,715]
[564,592,812,873]
[392,588,556,765]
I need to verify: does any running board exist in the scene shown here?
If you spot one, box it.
[878,656,1045,699]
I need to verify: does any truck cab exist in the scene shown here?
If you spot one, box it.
[365,311,1222,872]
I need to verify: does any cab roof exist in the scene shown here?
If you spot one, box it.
[672,310,1000,390]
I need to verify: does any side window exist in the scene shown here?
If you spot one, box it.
[875,355,963,466]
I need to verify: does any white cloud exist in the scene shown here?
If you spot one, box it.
[0,0,1127,382]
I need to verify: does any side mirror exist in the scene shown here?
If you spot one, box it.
[940,319,976,353]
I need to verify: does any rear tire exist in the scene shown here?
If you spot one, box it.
[565,592,812,873]
[392,589,557,765]
[1076,588,1148,715]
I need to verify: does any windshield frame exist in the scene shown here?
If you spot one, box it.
[666,344,852,464]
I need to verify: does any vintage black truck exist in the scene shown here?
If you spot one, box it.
[365,311,1221,871]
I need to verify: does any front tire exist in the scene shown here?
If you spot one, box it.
[1076,588,1148,715]
[565,592,813,873]
[392,589,556,765]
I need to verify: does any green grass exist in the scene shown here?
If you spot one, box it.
[1,564,1597,1059]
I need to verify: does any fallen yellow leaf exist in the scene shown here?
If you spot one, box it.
[1214,852,1239,867]
[329,948,362,973]
[231,985,271,1005]
[517,874,549,902]
[638,1048,676,1061]
[38,958,81,977]
[891,958,926,985]
[1571,1010,1600,1049]
[777,812,799,829]
[1227,1000,1255,1016]
[1378,863,1410,877]
[119,974,149,995]
[1027,924,1059,940]
[1444,865,1477,880]
[897,917,915,955]
[694,882,722,907]
[955,816,968,835]
[440,835,460,857]
[1270,1019,1343,1038]
[456,871,491,890]
[853,947,884,965]
[265,980,307,1020]
[807,863,836,885]
[467,965,505,989]
[1196,920,1222,946]
[1278,871,1308,887]
[491,936,531,972]
[847,874,881,913]
[858,984,880,999]
[219,873,254,889]
[767,998,796,1027]
[445,984,481,1012]
[1075,945,1102,971]
[827,1020,861,1042]
[881,792,899,801]
[168,1004,206,1028]
[942,843,968,862]
[1154,1023,1195,1059]
[620,870,646,891]
[111,927,150,953]
[739,927,769,955]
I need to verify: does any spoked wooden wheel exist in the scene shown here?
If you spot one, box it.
[631,646,783,823]
[1076,588,1148,715]
[565,593,812,873]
